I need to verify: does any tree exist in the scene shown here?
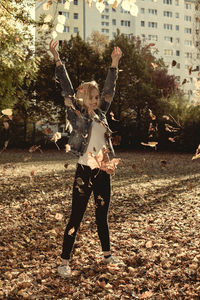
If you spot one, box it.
[0,0,37,110]
[87,31,109,56]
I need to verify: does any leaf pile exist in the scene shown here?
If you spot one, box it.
[0,150,200,299]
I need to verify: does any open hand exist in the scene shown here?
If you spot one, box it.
[49,40,59,61]
[111,47,122,68]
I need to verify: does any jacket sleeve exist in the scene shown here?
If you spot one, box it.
[55,64,79,127]
[100,67,118,114]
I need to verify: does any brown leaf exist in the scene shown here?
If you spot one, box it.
[145,241,153,248]
[65,144,71,153]
[55,213,63,220]
[3,121,9,130]
[140,290,153,299]
[68,227,75,236]
[168,137,175,143]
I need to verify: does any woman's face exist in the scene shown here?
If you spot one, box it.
[87,88,100,111]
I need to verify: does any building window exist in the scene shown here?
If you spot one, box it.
[185,28,192,34]
[164,24,173,30]
[184,15,192,22]
[74,27,78,33]
[102,15,109,19]
[185,40,192,46]
[164,49,173,56]
[175,13,179,18]
[74,13,78,19]
[112,19,116,25]
[163,11,172,17]
[141,21,145,27]
[105,8,109,13]
[141,8,145,14]
[112,32,116,38]
[59,0,66,3]
[175,0,179,5]
[102,28,109,33]
[176,50,180,56]
[148,35,158,41]
[64,26,69,32]
[177,63,180,69]
[121,20,130,27]
[164,36,173,42]
[163,0,172,4]
[185,3,191,9]
[148,22,157,28]
[148,9,157,15]
[185,52,192,58]
[102,21,109,26]
[74,0,78,5]
[59,40,63,47]
[176,25,179,31]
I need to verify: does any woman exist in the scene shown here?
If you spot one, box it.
[49,40,124,278]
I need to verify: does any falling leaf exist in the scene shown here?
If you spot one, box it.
[64,163,69,169]
[74,110,81,117]
[3,121,9,130]
[76,177,84,186]
[51,132,61,143]
[151,62,158,69]
[182,79,187,85]
[56,23,64,33]
[75,185,84,194]
[149,109,156,120]
[160,160,167,167]
[43,0,52,10]
[189,66,192,75]
[162,115,170,120]
[148,43,155,47]
[64,1,71,9]
[168,137,175,143]
[141,142,158,148]
[57,15,66,25]
[29,145,42,153]
[110,111,119,121]
[172,60,177,67]
[2,108,12,116]
[111,135,121,146]
[68,227,75,236]
[96,2,105,13]
[44,14,52,23]
[52,30,57,39]
[65,144,71,153]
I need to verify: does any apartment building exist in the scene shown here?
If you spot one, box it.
[134,0,200,100]
[35,0,200,100]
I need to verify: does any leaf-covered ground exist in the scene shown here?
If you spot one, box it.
[0,149,200,300]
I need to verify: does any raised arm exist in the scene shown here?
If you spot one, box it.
[100,47,122,113]
[49,40,75,101]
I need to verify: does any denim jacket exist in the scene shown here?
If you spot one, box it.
[55,64,118,157]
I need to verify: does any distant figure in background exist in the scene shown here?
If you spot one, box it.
[49,40,124,278]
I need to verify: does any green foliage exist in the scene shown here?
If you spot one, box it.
[0,0,37,111]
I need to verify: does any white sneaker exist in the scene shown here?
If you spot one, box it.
[103,256,126,267]
[57,265,71,278]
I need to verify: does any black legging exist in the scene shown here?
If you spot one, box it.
[61,163,111,260]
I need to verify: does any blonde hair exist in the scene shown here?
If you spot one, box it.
[76,81,99,110]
